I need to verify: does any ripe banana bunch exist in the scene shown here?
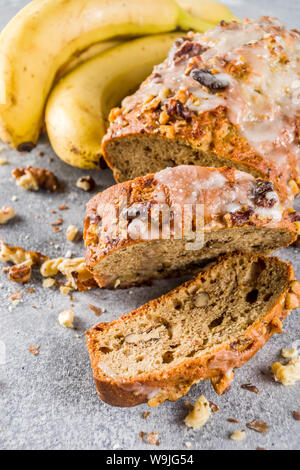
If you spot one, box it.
[46,33,181,169]
[0,0,213,151]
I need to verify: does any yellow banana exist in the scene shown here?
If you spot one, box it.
[46,33,181,169]
[0,0,209,151]
[176,0,240,25]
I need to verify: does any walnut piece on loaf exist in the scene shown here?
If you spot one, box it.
[12,166,58,191]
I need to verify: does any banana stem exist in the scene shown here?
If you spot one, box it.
[178,8,216,32]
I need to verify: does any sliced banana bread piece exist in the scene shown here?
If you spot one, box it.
[86,252,300,407]
[102,17,300,203]
[84,166,298,288]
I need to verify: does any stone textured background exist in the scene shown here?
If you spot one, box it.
[0,0,299,450]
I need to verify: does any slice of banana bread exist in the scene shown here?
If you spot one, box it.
[84,166,298,288]
[102,17,300,203]
[86,252,300,407]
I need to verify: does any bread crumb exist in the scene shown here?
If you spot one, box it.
[0,206,15,224]
[42,278,55,288]
[142,411,151,419]
[230,430,246,441]
[58,309,75,328]
[66,225,79,242]
[271,356,300,386]
[28,345,40,356]
[184,395,211,430]
[0,158,7,165]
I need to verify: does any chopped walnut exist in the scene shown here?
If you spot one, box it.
[58,309,75,328]
[9,290,22,301]
[230,430,246,441]
[285,292,300,309]
[42,278,56,288]
[88,304,106,316]
[40,257,96,292]
[246,419,269,434]
[209,401,220,413]
[271,356,300,386]
[140,431,160,446]
[184,395,211,430]
[241,383,259,394]
[292,411,300,420]
[76,176,95,192]
[66,225,79,242]
[12,167,58,191]
[281,347,298,359]
[0,242,48,265]
[51,218,63,226]
[8,261,32,283]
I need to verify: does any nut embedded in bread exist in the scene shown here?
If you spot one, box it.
[86,252,300,407]
[84,165,297,289]
[102,17,300,203]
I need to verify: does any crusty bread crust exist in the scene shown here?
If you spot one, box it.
[86,253,298,407]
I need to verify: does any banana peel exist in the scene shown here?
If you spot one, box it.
[46,33,181,169]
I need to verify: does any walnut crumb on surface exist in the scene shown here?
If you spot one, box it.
[88,304,106,316]
[9,290,22,301]
[58,309,75,328]
[139,431,160,446]
[184,395,211,430]
[246,419,269,434]
[42,278,55,288]
[230,430,246,441]
[0,206,15,224]
[76,176,95,192]
[209,401,220,413]
[28,345,40,356]
[292,411,300,420]
[12,167,58,192]
[142,411,151,419]
[51,218,63,226]
[241,383,259,394]
[66,225,79,242]
[271,356,300,386]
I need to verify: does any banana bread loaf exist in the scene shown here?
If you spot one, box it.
[86,252,300,407]
[84,165,298,288]
[102,17,300,203]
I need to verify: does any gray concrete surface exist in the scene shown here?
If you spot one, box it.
[0,0,299,450]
